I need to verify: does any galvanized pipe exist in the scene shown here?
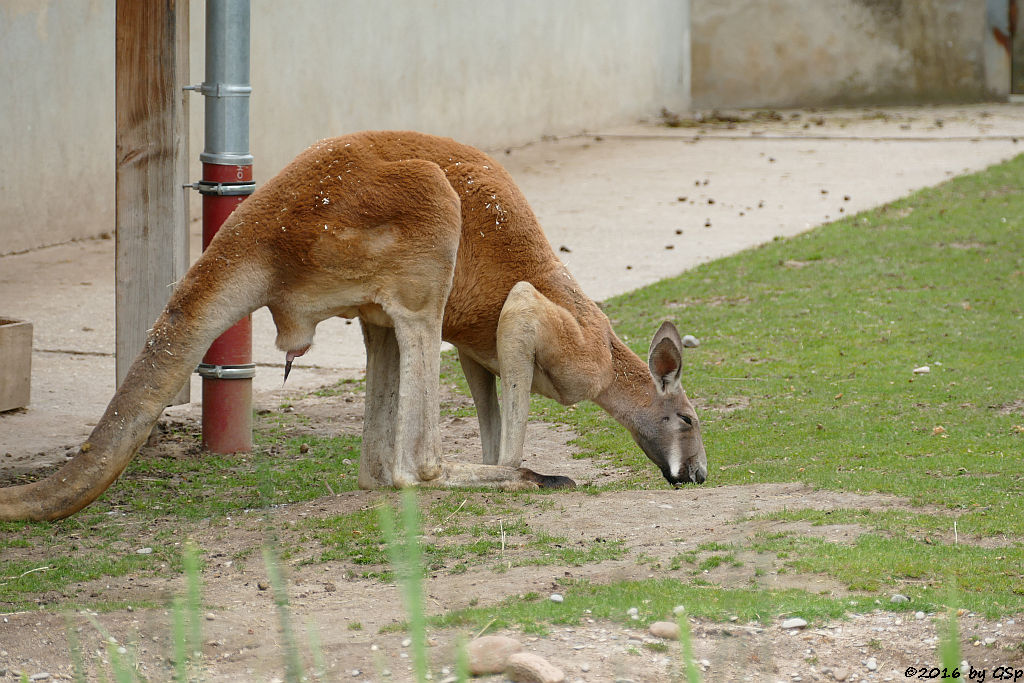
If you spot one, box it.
[201,0,253,166]
[197,0,254,454]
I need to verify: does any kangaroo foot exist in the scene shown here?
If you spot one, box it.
[518,468,576,489]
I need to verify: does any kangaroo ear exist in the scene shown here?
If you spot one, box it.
[648,321,683,394]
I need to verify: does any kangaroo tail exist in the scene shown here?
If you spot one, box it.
[0,246,269,521]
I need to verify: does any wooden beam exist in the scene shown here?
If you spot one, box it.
[115,0,190,404]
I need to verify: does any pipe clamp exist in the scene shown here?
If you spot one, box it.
[196,363,256,380]
[184,82,252,98]
[192,180,256,196]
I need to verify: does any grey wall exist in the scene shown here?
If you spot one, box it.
[1,0,691,255]
[691,0,1002,109]
[1,1,115,256]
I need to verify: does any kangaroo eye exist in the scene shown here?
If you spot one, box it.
[662,416,671,422]
[678,413,693,425]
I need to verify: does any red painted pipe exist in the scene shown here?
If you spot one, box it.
[201,162,253,454]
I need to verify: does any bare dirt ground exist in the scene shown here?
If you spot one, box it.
[2,382,1022,682]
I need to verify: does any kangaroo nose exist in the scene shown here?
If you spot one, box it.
[664,466,707,486]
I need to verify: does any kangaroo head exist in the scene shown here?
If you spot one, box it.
[633,321,707,486]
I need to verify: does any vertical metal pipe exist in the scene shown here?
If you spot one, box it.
[198,0,254,454]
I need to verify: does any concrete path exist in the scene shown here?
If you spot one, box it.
[1,104,1022,460]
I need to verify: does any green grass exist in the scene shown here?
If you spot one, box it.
[433,577,879,634]
[293,494,625,578]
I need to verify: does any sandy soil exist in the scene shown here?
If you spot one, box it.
[2,382,1021,682]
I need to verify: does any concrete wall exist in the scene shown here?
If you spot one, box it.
[0,1,115,256]
[692,0,1000,109]
[0,0,691,255]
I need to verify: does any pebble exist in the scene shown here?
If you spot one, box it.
[627,607,639,616]
[673,605,687,615]
[467,635,523,675]
[401,638,412,647]
[135,547,153,555]
[866,657,877,671]
[649,621,681,640]
[831,670,850,682]
[915,611,925,620]
[912,365,930,374]
[681,334,700,348]
[505,652,565,683]
[890,594,909,603]
[29,675,51,682]
[781,618,808,630]
[550,593,564,603]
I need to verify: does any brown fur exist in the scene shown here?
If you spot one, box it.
[0,131,706,521]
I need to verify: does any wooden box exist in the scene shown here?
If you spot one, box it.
[0,318,32,411]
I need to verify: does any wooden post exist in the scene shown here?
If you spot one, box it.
[115,0,190,404]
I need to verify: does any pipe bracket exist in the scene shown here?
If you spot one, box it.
[196,363,256,380]
[191,180,256,196]
[184,82,252,98]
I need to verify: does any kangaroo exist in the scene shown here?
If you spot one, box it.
[0,131,707,521]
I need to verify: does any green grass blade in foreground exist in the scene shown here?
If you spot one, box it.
[938,582,962,674]
[264,545,305,682]
[379,490,430,682]
[676,607,702,683]
[63,611,87,683]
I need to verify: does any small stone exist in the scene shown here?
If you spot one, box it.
[580,663,591,672]
[681,335,700,348]
[890,594,909,603]
[549,593,564,603]
[135,547,153,555]
[627,607,639,616]
[257,582,269,591]
[915,611,925,620]
[401,638,412,648]
[205,612,216,621]
[505,652,565,683]
[865,657,877,671]
[30,674,52,681]
[832,670,849,682]
[913,365,930,374]
[467,635,523,675]
[672,605,687,615]
[649,621,681,640]
[781,618,807,630]
[984,637,996,645]
[350,670,360,677]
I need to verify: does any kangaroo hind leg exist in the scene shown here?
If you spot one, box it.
[459,351,501,465]
[358,320,400,489]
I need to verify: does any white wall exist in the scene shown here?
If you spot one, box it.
[1,0,691,254]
